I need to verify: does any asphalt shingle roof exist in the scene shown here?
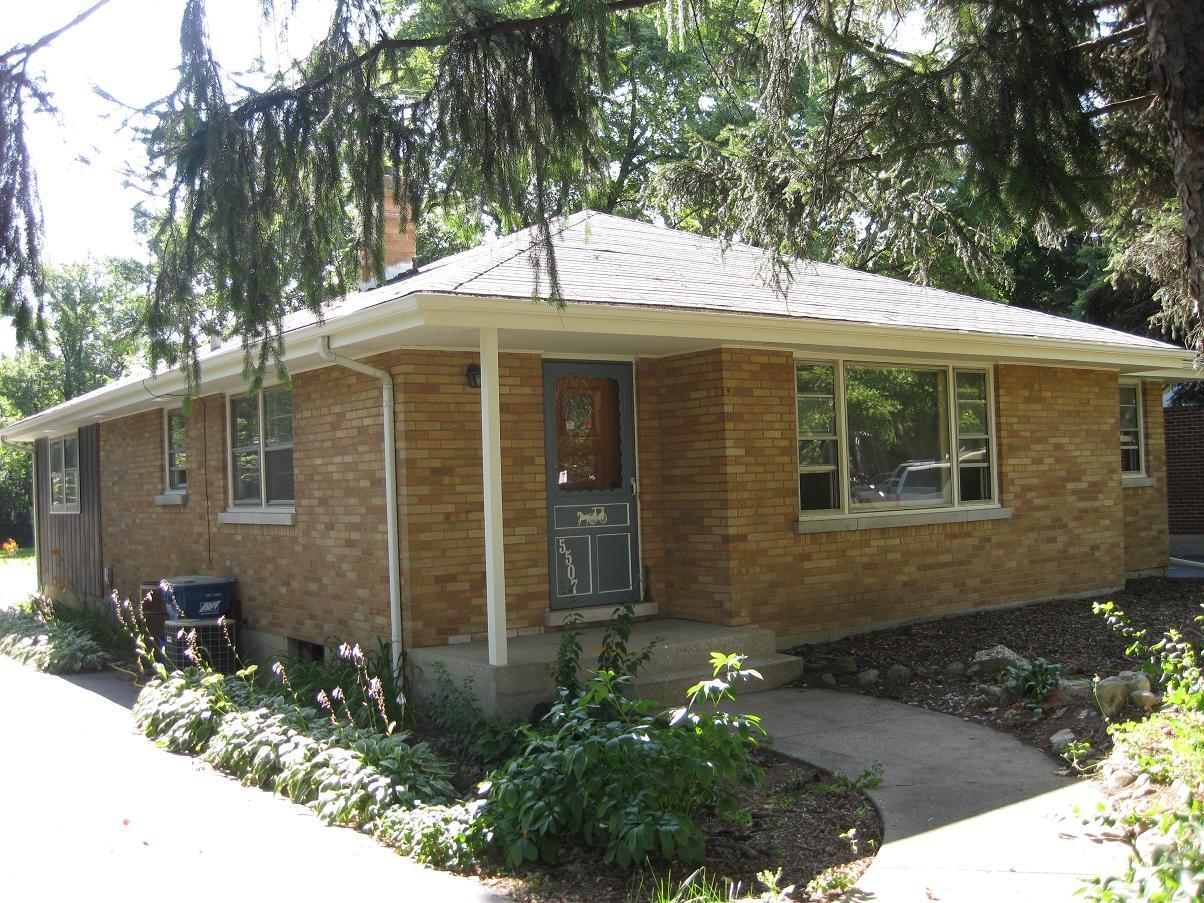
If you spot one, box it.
[316,210,1177,352]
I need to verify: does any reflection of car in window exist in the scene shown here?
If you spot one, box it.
[854,460,950,504]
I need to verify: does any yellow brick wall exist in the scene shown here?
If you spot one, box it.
[98,345,1169,653]
[1122,380,1170,573]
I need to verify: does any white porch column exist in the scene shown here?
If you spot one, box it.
[479,327,508,666]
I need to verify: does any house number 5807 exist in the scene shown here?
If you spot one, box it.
[557,538,578,594]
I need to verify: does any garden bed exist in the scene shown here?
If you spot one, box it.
[481,751,881,902]
[785,578,1204,759]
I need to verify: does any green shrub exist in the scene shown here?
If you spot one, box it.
[267,639,407,734]
[381,801,486,870]
[481,652,764,869]
[132,668,255,752]
[0,604,110,673]
[1083,803,1204,901]
[420,662,526,770]
[1004,656,1064,703]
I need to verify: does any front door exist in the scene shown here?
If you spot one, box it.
[543,361,641,609]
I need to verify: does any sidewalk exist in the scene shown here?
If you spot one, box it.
[0,657,508,902]
[741,688,1128,902]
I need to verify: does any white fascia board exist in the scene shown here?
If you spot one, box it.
[407,293,1190,373]
[0,295,425,442]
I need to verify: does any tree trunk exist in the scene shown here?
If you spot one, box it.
[1145,0,1204,335]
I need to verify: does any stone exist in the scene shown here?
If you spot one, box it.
[1094,676,1131,719]
[1117,671,1152,694]
[1130,690,1159,711]
[1135,827,1171,863]
[1170,779,1194,807]
[1104,767,1137,791]
[1049,678,1092,707]
[944,661,965,677]
[914,665,931,678]
[820,672,838,687]
[856,669,879,687]
[806,654,857,676]
[1049,729,1077,752]
[970,645,1030,676]
[886,664,913,685]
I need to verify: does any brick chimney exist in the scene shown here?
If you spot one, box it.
[359,174,416,290]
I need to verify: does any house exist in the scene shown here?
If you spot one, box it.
[1164,402,1204,556]
[3,207,1197,714]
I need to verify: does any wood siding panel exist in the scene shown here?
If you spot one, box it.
[36,425,103,599]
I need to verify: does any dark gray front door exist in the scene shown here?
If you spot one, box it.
[543,361,641,609]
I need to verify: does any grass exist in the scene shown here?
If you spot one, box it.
[0,550,37,608]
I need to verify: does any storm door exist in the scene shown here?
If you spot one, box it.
[543,361,640,609]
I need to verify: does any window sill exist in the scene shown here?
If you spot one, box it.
[49,507,81,516]
[1122,475,1156,488]
[796,505,1014,534]
[218,508,296,526]
[154,492,187,506]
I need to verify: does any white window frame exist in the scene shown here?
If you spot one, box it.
[794,355,1002,524]
[49,432,81,515]
[1119,380,1146,479]
[225,387,295,512]
[164,408,188,493]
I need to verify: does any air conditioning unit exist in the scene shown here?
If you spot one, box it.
[163,618,239,674]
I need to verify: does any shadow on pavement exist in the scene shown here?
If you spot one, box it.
[62,668,140,710]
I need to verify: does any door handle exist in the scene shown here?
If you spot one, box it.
[630,477,638,496]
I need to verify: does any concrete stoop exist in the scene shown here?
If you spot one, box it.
[409,618,803,719]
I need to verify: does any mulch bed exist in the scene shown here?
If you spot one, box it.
[785,577,1204,760]
[480,751,882,903]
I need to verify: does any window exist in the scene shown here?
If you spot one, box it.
[165,409,188,491]
[49,434,80,514]
[229,387,294,507]
[796,363,840,511]
[1119,382,1144,475]
[796,360,996,517]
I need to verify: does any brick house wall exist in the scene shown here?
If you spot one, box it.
[1165,405,1204,538]
[1121,380,1170,573]
[99,345,1169,655]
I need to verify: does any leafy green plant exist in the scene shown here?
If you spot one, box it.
[380,801,486,871]
[131,668,255,752]
[635,867,737,903]
[1004,656,1064,703]
[1082,802,1204,901]
[420,661,525,771]
[804,867,856,897]
[269,638,406,734]
[596,601,660,681]
[481,652,764,870]
[1093,601,1204,710]
[551,609,584,696]
[814,762,884,795]
[0,602,110,673]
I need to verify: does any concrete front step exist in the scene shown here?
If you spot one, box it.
[409,618,791,719]
[631,653,806,707]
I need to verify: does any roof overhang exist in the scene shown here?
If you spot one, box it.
[3,290,1198,443]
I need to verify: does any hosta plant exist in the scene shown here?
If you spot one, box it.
[0,605,110,673]
[481,651,764,869]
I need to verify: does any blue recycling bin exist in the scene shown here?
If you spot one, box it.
[162,576,236,619]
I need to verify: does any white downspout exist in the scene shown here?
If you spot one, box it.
[316,336,403,672]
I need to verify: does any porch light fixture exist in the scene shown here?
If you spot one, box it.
[466,363,482,388]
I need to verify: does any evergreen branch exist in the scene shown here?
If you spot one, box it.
[1074,22,1145,51]
[1088,93,1159,117]
[0,0,117,65]
[233,0,663,120]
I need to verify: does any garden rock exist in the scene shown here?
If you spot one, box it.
[970,645,1029,676]
[1103,766,1137,791]
[1170,779,1194,807]
[944,661,965,677]
[1094,676,1130,718]
[1117,671,1151,694]
[972,684,1009,708]
[856,669,879,687]
[806,654,857,676]
[1049,678,1092,707]
[820,672,838,687]
[1049,729,1077,752]
[1130,690,1158,711]
[885,664,913,685]
[1135,827,1171,863]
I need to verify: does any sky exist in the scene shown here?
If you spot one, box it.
[1,0,329,356]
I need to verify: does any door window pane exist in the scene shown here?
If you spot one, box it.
[554,377,622,492]
[847,365,951,509]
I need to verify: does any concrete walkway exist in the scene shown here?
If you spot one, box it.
[0,658,507,901]
[742,689,1127,902]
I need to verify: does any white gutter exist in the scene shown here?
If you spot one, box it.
[316,336,403,673]
[1170,557,1204,572]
